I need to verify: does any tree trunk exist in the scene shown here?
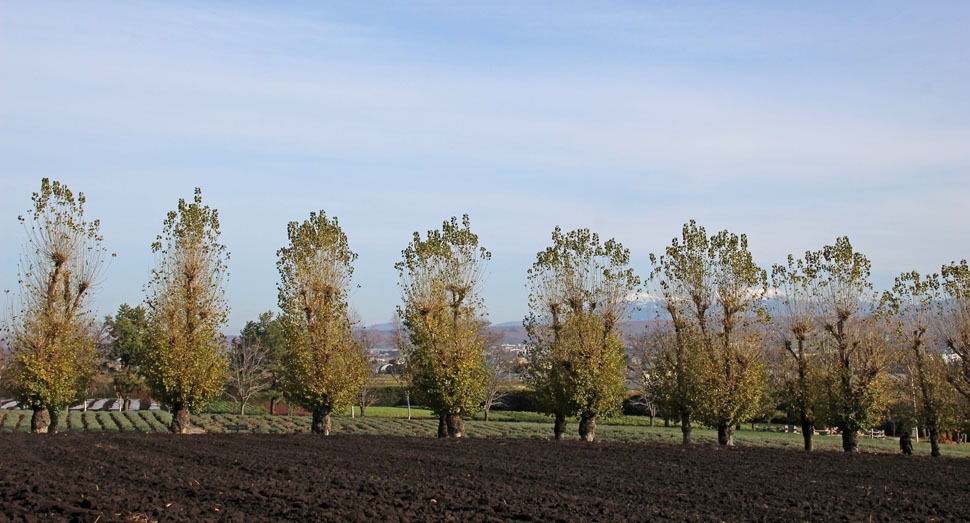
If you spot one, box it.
[801,420,814,452]
[311,406,332,435]
[929,427,941,457]
[554,414,567,441]
[446,414,464,438]
[484,408,490,422]
[239,401,246,415]
[269,396,277,416]
[899,431,913,455]
[717,423,734,446]
[360,404,367,417]
[48,407,63,434]
[31,407,51,434]
[664,417,669,427]
[649,414,654,427]
[170,406,191,434]
[841,429,859,452]
[680,415,692,446]
[437,415,448,438]
[578,415,596,443]
[405,392,411,420]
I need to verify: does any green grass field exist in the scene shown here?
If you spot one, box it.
[2,408,966,458]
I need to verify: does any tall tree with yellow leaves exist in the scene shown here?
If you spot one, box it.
[2,179,107,433]
[276,211,367,435]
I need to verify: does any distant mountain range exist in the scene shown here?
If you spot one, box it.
[359,291,865,350]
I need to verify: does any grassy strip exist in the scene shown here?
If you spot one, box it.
[1,409,967,457]
[139,411,169,432]
[97,411,119,433]
[67,412,85,432]
[0,411,25,433]
[130,412,153,433]
[82,411,100,432]
[111,411,135,432]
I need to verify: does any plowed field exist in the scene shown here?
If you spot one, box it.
[1,433,967,521]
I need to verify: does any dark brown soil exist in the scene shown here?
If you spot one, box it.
[1,433,968,521]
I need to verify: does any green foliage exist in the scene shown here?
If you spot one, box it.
[240,311,287,406]
[277,211,368,415]
[396,215,490,418]
[104,303,149,400]
[105,304,149,367]
[2,179,105,420]
[141,188,230,415]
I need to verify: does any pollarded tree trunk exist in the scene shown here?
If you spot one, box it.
[446,414,464,438]
[801,420,814,452]
[578,415,596,443]
[681,415,692,446]
[31,407,50,434]
[438,414,448,438]
[553,414,567,441]
[311,406,332,435]
[717,423,734,446]
[842,429,859,452]
[48,407,62,434]
[929,427,941,457]
[170,406,191,434]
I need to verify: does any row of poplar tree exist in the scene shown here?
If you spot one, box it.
[2,179,969,455]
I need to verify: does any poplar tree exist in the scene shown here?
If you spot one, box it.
[938,260,970,430]
[771,254,823,451]
[525,227,638,442]
[810,237,890,452]
[2,179,106,433]
[642,325,701,446]
[141,188,230,433]
[882,270,960,456]
[276,211,367,435]
[396,215,490,438]
[650,220,768,446]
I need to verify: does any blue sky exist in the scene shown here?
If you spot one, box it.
[2,1,968,332]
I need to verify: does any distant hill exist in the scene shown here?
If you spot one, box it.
[353,292,800,350]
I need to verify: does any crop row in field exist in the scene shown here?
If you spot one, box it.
[2,409,967,457]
